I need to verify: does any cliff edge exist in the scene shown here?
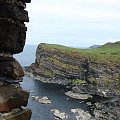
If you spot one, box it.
[26,43,120,94]
[25,42,120,119]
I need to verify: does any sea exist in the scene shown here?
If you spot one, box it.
[14,45,88,120]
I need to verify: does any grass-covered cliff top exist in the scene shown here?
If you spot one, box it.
[39,41,120,63]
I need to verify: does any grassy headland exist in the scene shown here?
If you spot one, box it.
[40,41,120,64]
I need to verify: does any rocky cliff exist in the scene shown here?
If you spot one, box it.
[0,0,32,119]
[26,43,120,119]
[27,43,120,93]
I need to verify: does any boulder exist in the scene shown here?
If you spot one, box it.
[0,85,29,112]
[51,109,68,119]
[0,57,24,81]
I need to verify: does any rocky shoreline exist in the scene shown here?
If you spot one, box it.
[25,70,120,120]
[24,43,120,120]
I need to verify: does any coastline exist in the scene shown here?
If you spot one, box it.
[25,70,120,120]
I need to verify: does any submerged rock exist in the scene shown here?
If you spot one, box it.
[51,109,68,120]
[31,96,51,104]
[65,91,92,100]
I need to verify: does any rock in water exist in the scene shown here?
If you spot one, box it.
[51,109,68,120]
[31,96,52,104]
[65,91,92,100]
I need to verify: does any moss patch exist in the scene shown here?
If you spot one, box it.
[72,79,86,85]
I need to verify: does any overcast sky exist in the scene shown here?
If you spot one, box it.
[26,0,120,47]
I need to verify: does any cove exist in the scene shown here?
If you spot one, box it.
[21,76,88,120]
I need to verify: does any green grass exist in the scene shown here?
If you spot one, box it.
[39,41,120,63]
[72,79,86,85]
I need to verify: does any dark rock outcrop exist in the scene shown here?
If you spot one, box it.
[0,22,27,54]
[26,43,120,120]
[93,96,120,120]
[0,0,31,119]
[27,43,120,90]
[0,85,29,112]
[0,108,32,120]
[0,56,24,81]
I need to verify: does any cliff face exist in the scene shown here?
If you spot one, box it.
[0,0,31,119]
[26,43,120,119]
[28,43,120,92]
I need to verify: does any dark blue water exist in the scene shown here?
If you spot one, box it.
[21,77,88,120]
[15,45,88,120]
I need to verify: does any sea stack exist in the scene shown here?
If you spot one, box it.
[0,0,32,119]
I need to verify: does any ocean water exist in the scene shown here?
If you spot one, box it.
[14,45,37,66]
[14,45,88,120]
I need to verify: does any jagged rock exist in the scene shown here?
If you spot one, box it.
[0,22,26,54]
[71,108,92,120]
[0,85,29,112]
[93,97,120,120]
[0,57,24,81]
[0,0,31,119]
[0,18,25,27]
[0,3,29,22]
[0,108,32,120]
[0,0,26,9]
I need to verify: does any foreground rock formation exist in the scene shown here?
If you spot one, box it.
[0,0,31,119]
[26,43,120,119]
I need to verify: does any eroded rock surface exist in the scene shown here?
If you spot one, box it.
[0,0,31,119]
[26,43,120,120]
[0,56,24,81]
[0,108,32,120]
[0,85,29,112]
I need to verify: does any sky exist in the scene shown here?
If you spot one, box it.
[26,0,120,47]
